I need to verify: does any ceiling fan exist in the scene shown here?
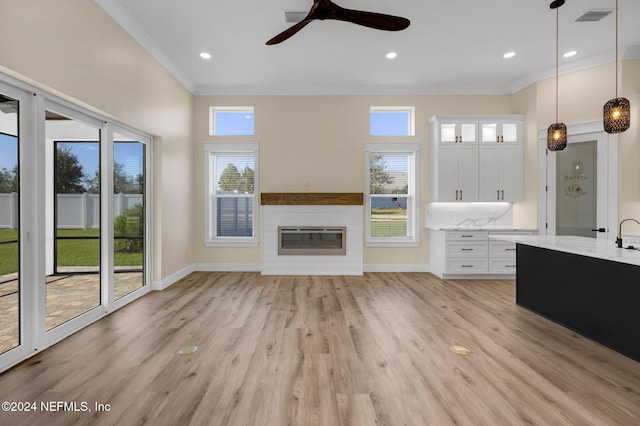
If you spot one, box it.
[266,0,410,45]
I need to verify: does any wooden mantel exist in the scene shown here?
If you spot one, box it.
[260,192,364,206]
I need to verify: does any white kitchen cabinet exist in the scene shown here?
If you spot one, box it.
[430,115,524,202]
[429,228,536,278]
[436,143,479,201]
[478,142,523,201]
[430,118,478,201]
[480,121,521,144]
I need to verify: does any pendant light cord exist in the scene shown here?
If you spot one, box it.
[615,0,619,98]
[555,6,559,122]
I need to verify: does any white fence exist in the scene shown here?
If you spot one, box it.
[0,193,142,229]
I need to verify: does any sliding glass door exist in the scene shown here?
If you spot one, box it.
[46,110,102,331]
[0,79,153,373]
[0,92,20,355]
[113,136,147,301]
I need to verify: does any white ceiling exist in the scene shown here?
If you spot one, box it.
[95,0,640,95]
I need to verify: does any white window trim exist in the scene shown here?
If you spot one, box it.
[370,106,416,137]
[365,142,420,247]
[209,106,255,136]
[204,142,259,247]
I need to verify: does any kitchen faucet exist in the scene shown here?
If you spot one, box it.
[616,218,640,248]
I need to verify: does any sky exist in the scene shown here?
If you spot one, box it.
[0,133,143,182]
[2,110,406,180]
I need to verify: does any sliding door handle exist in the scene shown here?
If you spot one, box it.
[591,228,606,233]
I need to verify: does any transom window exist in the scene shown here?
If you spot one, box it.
[210,106,255,136]
[370,107,415,136]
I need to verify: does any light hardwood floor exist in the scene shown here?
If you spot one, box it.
[0,272,639,425]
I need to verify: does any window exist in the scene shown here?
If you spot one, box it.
[370,107,415,136]
[204,143,259,246]
[365,143,419,246]
[210,106,255,136]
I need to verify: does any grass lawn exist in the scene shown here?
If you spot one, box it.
[0,229,143,276]
[370,209,408,237]
[0,229,18,276]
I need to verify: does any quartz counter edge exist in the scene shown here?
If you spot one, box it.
[427,226,538,232]
[489,235,640,267]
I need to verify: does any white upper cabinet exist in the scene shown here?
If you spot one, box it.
[438,121,477,143]
[431,119,478,201]
[430,115,524,202]
[480,121,521,144]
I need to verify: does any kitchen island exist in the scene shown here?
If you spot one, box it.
[491,235,640,362]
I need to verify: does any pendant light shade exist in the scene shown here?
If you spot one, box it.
[547,122,567,151]
[604,98,631,133]
[603,0,630,134]
[547,0,566,151]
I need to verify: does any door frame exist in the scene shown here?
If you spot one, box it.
[538,121,618,239]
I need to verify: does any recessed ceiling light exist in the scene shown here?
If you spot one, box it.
[503,51,516,59]
[200,52,212,59]
[386,52,397,59]
[563,50,577,58]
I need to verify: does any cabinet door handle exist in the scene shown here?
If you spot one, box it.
[496,136,500,143]
[501,189,504,200]
[497,189,500,200]
[500,135,504,143]
[461,265,474,268]
[461,248,474,251]
[506,265,516,268]
[461,235,474,238]
[459,190,463,200]
[455,190,459,200]
[506,248,516,251]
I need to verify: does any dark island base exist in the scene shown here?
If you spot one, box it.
[516,244,640,363]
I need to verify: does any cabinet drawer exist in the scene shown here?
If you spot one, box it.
[446,259,488,274]
[489,258,518,274]
[489,240,517,257]
[446,241,488,257]
[446,231,488,241]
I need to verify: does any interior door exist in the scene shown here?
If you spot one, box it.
[546,131,610,239]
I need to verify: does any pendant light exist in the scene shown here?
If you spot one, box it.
[603,0,630,133]
[547,0,567,151]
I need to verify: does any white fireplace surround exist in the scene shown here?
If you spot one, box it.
[262,205,363,275]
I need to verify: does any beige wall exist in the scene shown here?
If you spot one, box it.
[619,61,640,222]
[193,95,513,267]
[2,0,637,274]
[518,61,640,231]
[0,0,194,281]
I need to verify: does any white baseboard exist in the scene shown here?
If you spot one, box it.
[152,263,429,290]
[151,264,195,291]
[193,263,262,272]
[364,264,430,273]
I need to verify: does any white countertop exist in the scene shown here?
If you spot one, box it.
[489,234,640,267]
[428,226,537,232]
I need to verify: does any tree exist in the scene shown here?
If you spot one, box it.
[369,155,393,194]
[238,166,254,194]
[0,165,17,193]
[218,164,242,191]
[56,146,85,194]
[84,163,144,194]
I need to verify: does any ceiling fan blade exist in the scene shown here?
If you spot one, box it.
[266,19,314,45]
[333,6,410,31]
